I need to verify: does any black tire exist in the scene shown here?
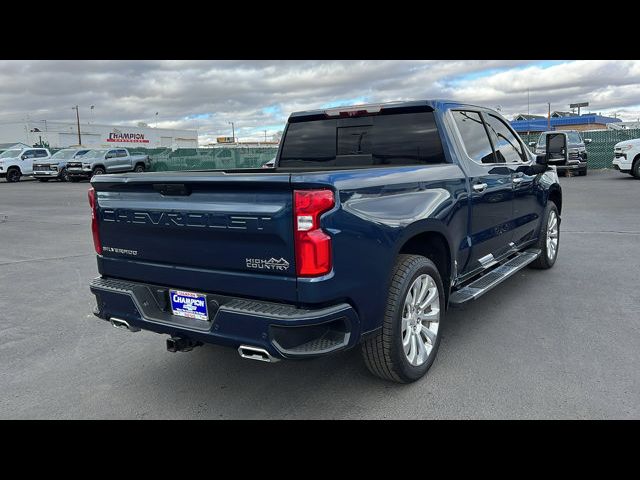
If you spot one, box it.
[37,178,49,182]
[69,177,81,183]
[632,159,640,179]
[134,164,145,173]
[93,167,106,176]
[362,254,445,383]
[59,168,69,182]
[530,201,560,269]
[580,168,587,176]
[6,168,21,183]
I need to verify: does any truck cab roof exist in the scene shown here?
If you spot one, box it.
[288,99,489,122]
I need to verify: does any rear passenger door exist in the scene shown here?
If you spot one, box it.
[483,113,543,249]
[116,149,130,171]
[104,150,119,172]
[450,110,515,274]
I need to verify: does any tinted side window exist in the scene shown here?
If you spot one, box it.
[23,150,36,158]
[452,111,496,164]
[117,149,128,157]
[107,150,118,158]
[36,150,48,158]
[280,111,445,167]
[484,114,526,163]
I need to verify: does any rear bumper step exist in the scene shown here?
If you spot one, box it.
[90,277,359,359]
[449,249,541,307]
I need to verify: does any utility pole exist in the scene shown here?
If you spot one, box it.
[90,105,95,125]
[72,106,82,145]
[264,130,267,142]
[228,121,235,143]
[547,103,551,130]
[527,89,530,116]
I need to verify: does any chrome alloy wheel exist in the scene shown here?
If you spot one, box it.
[401,274,440,366]
[546,210,559,261]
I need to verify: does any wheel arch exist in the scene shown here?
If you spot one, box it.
[93,164,106,172]
[548,185,562,215]
[396,229,452,302]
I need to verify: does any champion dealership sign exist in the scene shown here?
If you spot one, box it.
[107,128,149,143]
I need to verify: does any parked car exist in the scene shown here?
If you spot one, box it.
[0,147,51,182]
[33,148,91,182]
[87,100,563,383]
[612,139,640,178]
[530,130,591,176]
[67,148,150,182]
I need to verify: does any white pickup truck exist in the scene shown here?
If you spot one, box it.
[66,148,151,182]
[0,147,51,182]
[612,139,640,178]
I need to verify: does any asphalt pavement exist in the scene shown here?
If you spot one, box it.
[0,170,638,419]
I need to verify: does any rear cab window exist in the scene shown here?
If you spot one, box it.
[279,108,446,168]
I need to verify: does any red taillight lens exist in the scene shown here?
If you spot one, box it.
[294,189,335,277]
[88,187,102,255]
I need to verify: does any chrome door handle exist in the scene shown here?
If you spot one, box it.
[512,177,523,184]
[472,183,488,192]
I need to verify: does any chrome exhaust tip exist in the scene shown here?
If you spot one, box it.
[110,317,140,332]
[238,345,279,363]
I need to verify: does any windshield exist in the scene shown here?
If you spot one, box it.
[0,149,22,159]
[83,149,108,158]
[51,150,78,160]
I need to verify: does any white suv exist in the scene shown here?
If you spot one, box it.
[0,147,51,182]
[612,139,640,178]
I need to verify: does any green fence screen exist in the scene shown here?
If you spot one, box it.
[124,147,278,172]
[519,129,640,169]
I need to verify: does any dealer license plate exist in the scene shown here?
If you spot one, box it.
[169,289,209,321]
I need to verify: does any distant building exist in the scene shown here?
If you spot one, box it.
[607,121,640,130]
[513,114,546,121]
[0,142,30,153]
[0,120,198,149]
[510,113,622,133]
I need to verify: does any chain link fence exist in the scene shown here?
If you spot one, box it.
[519,129,640,169]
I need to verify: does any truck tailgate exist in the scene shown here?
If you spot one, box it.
[92,171,297,302]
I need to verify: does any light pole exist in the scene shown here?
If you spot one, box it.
[72,106,82,145]
[90,105,95,125]
[228,121,235,143]
[264,130,267,143]
[155,112,158,128]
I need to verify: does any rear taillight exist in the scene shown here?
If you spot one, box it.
[88,187,102,255]
[294,189,335,277]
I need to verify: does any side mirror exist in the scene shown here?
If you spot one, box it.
[536,154,547,165]
[21,155,26,160]
[528,141,537,147]
[584,138,592,144]
[546,133,567,165]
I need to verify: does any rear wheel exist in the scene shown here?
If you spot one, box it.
[362,254,444,383]
[134,164,145,173]
[530,201,559,269]
[6,168,21,183]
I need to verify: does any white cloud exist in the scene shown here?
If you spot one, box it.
[1,60,639,143]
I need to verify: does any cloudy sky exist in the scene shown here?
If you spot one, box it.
[1,60,639,143]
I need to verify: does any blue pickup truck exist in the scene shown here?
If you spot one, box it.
[88,100,563,383]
